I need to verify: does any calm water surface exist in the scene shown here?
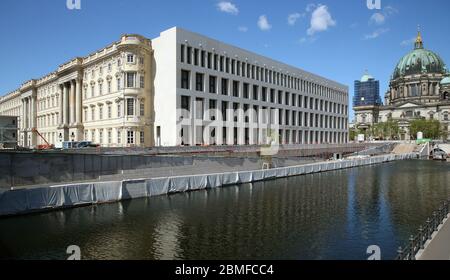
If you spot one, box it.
[0,160,449,260]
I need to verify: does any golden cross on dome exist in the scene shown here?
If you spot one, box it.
[415,24,423,49]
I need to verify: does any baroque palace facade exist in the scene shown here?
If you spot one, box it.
[0,27,349,148]
[354,30,450,140]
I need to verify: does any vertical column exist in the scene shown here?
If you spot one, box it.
[27,97,31,129]
[63,83,69,126]
[21,99,26,130]
[59,84,64,126]
[70,80,76,125]
[30,95,35,128]
[75,78,82,124]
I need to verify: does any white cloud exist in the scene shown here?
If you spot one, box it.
[307,5,336,36]
[238,26,248,32]
[257,15,272,31]
[400,37,416,47]
[364,28,389,40]
[370,13,385,25]
[217,1,239,15]
[288,13,303,26]
[369,5,397,25]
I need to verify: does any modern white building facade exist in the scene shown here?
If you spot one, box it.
[0,27,349,148]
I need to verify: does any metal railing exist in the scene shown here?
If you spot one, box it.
[396,199,450,260]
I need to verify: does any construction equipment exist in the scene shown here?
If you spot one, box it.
[32,128,54,150]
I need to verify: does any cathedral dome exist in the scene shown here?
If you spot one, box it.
[441,76,450,85]
[392,31,446,79]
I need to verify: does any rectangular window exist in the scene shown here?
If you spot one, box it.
[221,101,228,121]
[207,52,212,69]
[99,129,103,144]
[201,50,205,67]
[108,105,112,119]
[126,72,136,88]
[127,99,134,116]
[117,130,122,144]
[196,73,204,91]
[108,81,111,93]
[99,106,103,120]
[181,95,190,111]
[140,76,145,88]
[220,56,224,72]
[180,44,185,63]
[209,76,217,93]
[91,108,95,121]
[221,78,228,95]
[186,47,192,64]
[181,70,190,89]
[99,83,103,95]
[253,85,259,100]
[194,48,199,66]
[140,101,145,116]
[243,83,249,99]
[262,87,267,102]
[127,54,134,63]
[108,130,112,144]
[127,131,134,144]
[117,78,121,91]
[140,131,145,144]
[117,103,122,117]
[232,81,239,97]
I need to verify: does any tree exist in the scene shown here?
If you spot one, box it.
[370,120,400,140]
[409,119,447,140]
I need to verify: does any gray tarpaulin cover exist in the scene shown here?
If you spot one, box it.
[0,153,417,216]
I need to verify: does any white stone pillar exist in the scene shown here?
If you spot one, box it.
[21,99,26,130]
[75,78,82,124]
[70,80,76,125]
[27,97,31,129]
[63,83,69,126]
[30,96,35,128]
[59,84,64,126]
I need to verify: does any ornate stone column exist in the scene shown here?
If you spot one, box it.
[21,99,26,130]
[27,97,31,129]
[63,83,69,126]
[70,80,76,125]
[59,84,64,126]
[75,78,82,125]
[30,95,35,129]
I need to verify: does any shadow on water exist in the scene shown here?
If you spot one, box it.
[0,160,449,260]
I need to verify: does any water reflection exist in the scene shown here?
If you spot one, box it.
[0,160,449,260]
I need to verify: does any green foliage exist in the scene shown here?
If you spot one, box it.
[370,120,400,140]
[410,119,448,140]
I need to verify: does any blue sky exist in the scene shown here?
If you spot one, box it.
[1,0,450,119]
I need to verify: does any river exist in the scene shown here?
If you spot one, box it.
[0,160,449,260]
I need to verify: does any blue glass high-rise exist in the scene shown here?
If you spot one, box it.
[353,72,382,107]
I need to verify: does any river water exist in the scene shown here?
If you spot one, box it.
[0,160,449,260]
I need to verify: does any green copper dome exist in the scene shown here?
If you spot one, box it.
[441,77,450,85]
[392,31,447,79]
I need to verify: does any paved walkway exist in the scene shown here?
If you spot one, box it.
[417,215,450,260]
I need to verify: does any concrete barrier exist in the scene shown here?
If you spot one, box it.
[0,153,418,217]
